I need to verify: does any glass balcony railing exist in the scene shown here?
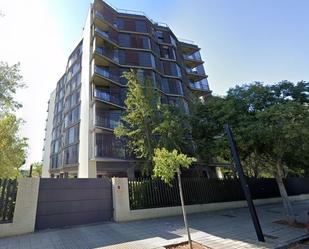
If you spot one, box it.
[186,65,206,75]
[95,134,129,159]
[189,79,210,91]
[95,11,106,21]
[94,66,126,85]
[94,88,125,107]
[96,115,120,129]
[95,47,119,63]
[94,27,109,39]
[183,51,202,61]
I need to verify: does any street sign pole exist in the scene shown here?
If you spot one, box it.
[224,124,265,242]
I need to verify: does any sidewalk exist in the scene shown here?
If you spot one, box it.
[0,200,308,249]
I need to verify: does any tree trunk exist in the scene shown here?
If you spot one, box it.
[177,169,193,249]
[275,162,296,224]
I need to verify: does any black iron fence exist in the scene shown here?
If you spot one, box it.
[0,179,18,223]
[128,177,309,210]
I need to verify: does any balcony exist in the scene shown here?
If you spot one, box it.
[183,51,204,68]
[189,79,210,93]
[94,87,125,108]
[95,109,121,130]
[186,65,207,82]
[179,39,200,54]
[95,47,119,64]
[93,65,127,86]
[95,133,130,160]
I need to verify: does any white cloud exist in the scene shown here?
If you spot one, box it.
[0,0,67,169]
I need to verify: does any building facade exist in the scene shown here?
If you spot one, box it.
[42,0,210,178]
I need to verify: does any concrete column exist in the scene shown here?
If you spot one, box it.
[112,177,131,222]
[0,178,40,238]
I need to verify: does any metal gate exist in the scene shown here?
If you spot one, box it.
[35,178,112,230]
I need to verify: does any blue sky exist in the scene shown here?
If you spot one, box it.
[1,0,309,167]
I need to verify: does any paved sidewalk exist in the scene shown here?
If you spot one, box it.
[0,200,308,249]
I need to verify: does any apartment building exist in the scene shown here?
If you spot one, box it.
[42,0,210,178]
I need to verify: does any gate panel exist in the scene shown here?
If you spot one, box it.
[35,178,112,230]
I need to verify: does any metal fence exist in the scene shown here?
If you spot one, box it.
[0,179,18,223]
[128,177,309,210]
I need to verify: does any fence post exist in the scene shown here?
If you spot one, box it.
[112,177,131,222]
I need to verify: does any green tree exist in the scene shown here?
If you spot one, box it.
[153,148,196,249]
[192,81,309,223]
[30,162,43,177]
[0,62,25,114]
[115,70,191,174]
[114,70,160,174]
[0,114,27,178]
[0,62,27,178]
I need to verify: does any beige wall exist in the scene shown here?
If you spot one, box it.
[112,177,309,222]
[0,178,40,238]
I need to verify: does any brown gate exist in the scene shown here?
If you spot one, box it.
[35,178,112,230]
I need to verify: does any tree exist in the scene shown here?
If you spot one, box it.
[115,70,192,174]
[30,162,43,177]
[0,114,28,178]
[0,62,27,178]
[114,70,160,174]
[192,81,309,223]
[153,148,196,249]
[0,62,25,114]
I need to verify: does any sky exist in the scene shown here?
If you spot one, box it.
[0,0,309,169]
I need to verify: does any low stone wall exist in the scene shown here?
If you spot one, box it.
[0,178,40,238]
[112,177,309,222]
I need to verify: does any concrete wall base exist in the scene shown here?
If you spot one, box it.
[0,178,40,238]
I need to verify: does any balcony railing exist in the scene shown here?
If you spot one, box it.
[95,134,130,159]
[94,27,109,39]
[95,47,119,63]
[189,79,209,91]
[96,115,120,129]
[94,88,125,107]
[186,65,206,75]
[183,51,202,61]
[94,66,126,85]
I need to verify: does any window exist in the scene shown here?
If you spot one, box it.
[51,139,61,154]
[161,46,170,59]
[141,36,150,49]
[64,125,79,145]
[171,63,181,77]
[50,154,61,169]
[119,34,130,47]
[64,105,80,128]
[156,31,164,42]
[170,35,177,47]
[138,52,155,67]
[114,18,124,29]
[63,144,79,165]
[136,20,147,32]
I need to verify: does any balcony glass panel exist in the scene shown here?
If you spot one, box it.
[184,51,202,61]
[94,87,125,106]
[95,27,109,39]
[95,133,127,159]
[189,79,209,91]
[96,110,121,129]
[95,47,119,63]
[186,64,205,75]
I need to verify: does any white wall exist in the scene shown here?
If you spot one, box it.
[0,178,40,238]
[42,90,56,178]
[78,5,96,178]
[112,177,309,222]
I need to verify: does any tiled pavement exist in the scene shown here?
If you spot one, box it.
[0,200,308,249]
